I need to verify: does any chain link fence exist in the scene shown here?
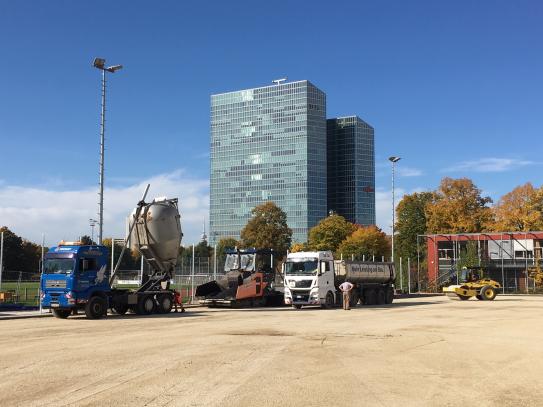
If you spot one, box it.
[0,257,227,306]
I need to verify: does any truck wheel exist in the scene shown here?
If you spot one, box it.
[293,304,302,309]
[457,294,471,300]
[480,286,497,301]
[377,289,386,305]
[85,296,106,319]
[322,292,334,309]
[52,309,71,319]
[475,295,483,300]
[111,303,128,315]
[350,291,359,307]
[385,287,394,304]
[157,294,173,314]
[365,289,376,305]
[137,295,155,315]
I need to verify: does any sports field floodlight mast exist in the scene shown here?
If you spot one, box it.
[388,156,401,263]
[93,57,123,245]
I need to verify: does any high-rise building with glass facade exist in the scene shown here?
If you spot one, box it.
[210,80,327,245]
[326,116,375,226]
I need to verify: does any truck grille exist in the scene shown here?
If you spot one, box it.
[291,289,310,302]
[295,280,312,288]
[46,280,67,288]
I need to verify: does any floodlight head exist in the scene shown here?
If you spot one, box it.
[388,156,401,163]
[106,64,123,73]
[93,57,106,69]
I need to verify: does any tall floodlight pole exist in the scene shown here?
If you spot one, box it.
[388,156,401,263]
[92,58,123,245]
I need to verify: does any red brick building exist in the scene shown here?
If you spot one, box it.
[424,231,543,292]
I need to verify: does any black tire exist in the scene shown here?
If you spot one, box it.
[475,295,483,301]
[157,294,173,314]
[85,296,106,319]
[365,289,377,305]
[111,303,128,315]
[293,304,302,309]
[137,295,156,315]
[350,291,359,307]
[377,289,386,305]
[385,287,394,304]
[480,286,497,301]
[322,292,334,309]
[458,294,471,301]
[52,309,71,319]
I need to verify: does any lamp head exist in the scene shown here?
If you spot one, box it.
[93,58,106,69]
[106,64,123,73]
[388,156,401,163]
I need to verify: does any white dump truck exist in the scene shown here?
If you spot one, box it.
[283,251,395,309]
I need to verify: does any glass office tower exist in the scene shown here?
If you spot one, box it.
[326,116,375,226]
[210,80,327,245]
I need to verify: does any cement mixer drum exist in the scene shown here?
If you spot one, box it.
[131,197,182,272]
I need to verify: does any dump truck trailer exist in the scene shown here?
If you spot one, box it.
[41,185,184,319]
[284,251,395,309]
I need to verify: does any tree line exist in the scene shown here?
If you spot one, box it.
[2,178,541,275]
[395,178,543,264]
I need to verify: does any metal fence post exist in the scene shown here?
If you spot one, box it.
[213,244,217,280]
[40,233,44,313]
[399,257,403,292]
[0,231,4,291]
[408,257,411,294]
[191,245,195,303]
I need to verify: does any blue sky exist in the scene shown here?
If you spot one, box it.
[0,0,542,245]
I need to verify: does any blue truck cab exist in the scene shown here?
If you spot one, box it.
[41,242,110,318]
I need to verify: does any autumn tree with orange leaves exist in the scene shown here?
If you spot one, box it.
[425,178,494,234]
[490,183,543,231]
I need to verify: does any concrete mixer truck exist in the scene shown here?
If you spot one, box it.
[40,185,184,319]
[283,251,395,309]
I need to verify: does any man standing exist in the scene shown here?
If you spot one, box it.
[339,281,354,310]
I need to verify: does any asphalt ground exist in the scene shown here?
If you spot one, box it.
[1,295,542,406]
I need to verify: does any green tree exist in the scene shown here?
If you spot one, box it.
[308,214,356,252]
[426,177,493,233]
[290,242,308,253]
[240,201,292,254]
[216,237,239,255]
[0,227,45,274]
[455,241,480,272]
[336,225,391,260]
[212,237,239,271]
[395,192,433,260]
[80,235,95,245]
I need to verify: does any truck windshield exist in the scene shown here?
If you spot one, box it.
[44,259,75,274]
[224,253,256,271]
[285,260,318,276]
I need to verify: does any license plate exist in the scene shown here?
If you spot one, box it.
[51,303,59,308]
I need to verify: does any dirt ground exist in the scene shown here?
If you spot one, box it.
[1,295,542,407]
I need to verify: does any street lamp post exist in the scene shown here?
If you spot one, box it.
[89,218,98,243]
[92,57,123,245]
[388,156,401,263]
